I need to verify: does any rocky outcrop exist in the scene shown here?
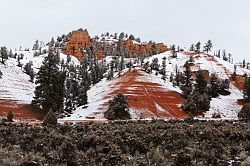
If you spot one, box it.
[235,75,246,90]
[64,29,168,60]
[64,29,91,60]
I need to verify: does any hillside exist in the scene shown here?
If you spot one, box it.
[0,30,249,122]
[61,50,249,122]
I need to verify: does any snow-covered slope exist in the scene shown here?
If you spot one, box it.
[63,51,249,121]
[0,49,79,108]
[1,46,249,121]
[145,51,249,119]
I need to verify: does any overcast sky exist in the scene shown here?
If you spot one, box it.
[0,0,249,62]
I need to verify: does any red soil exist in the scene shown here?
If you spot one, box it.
[0,99,44,121]
[102,70,187,119]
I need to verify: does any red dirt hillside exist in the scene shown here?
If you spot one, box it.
[102,69,187,119]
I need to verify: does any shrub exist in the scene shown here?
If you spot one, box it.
[238,103,250,121]
[43,109,57,126]
[7,111,13,122]
[105,92,131,120]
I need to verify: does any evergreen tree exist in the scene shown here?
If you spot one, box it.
[0,46,8,64]
[189,44,195,52]
[105,92,130,120]
[195,42,201,53]
[210,73,221,98]
[243,59,246,68]
[182,70,210,114]
[238,103,250,121]
[32,48,66,112]
[195,70,208,94]
[182,61,192,97]
[7,111,13,122]
[23,61,33,75]
[222,50,228,61]
[0,70,2,79]
[151,58,159,70]
[232,65,237,80]
[203,40,213,53]
[171,45,177,58]
[244,76,250,102]
[161,57,167,81]
[43,109,57,126]
[152,42,157,55]
[33,40,39,50]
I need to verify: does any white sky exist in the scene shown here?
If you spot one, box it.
[0,0,249,62]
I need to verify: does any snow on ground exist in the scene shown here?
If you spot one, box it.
[61,77,120,121]
[0,59,34,104]
[145,51,249,119]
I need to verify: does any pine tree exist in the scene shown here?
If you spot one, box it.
[243,59,246,68]
[0,70,2,78]
[105,93,130,120]
[7,111,14,122]
[161,57,167,81]
[43,109,57,126]
[210,73,221,98]
[222,50,228,61]
[182,70,210,114]
[189,44,195,52]
[195,42,201,53]
[232,65,237,80]
[32,48,66,112]
[33,40,39,50]
[244,76,250,102]
[152,42,157,55]
[0,46,8,64]
[195,70,208,94]
[203,40,212,53]
[182,61,192,97]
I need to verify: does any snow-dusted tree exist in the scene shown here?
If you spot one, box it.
[182,70,211,114]
[105,92,130,120]
[151,58,159,71]
[119,32,125,40]
[107,60,115,80]
[243,59,246,68]
[0,46,8,64]
[129,34,135,40]
[232,65,237,80]
[203,40,213,53]
[195,42,201,53]
[222,50,228,61]
[33,40,39,50]
[228,53,232,63]
[0,70,3,78]
[189,44,195,51]
[182,61,192,97]
[152,42,158,55]
[244,76,250,102]
[210,73,221,98]
[32,48,66,112]
[171,45,177,58]
[160,57,167,81]
[135,37,141,43]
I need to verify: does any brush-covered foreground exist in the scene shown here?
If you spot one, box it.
[0,120,249,166]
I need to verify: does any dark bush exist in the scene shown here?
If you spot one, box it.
[42,109,57,126]
[238,103,250,121]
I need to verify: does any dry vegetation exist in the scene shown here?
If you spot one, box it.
[0,119,249,166]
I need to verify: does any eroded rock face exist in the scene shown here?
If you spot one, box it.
[235,75,246,90]
[64,29,168,60]
[64,29,91,60]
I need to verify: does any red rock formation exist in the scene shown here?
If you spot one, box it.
[64,29,91,60]
[64,29,168,60]
[235,75,246,90]
[156,43,168,53]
